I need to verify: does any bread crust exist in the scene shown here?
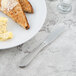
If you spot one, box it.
[19,0,33,13]
[0,0,30,29]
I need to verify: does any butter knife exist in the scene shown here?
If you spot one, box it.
[19,25,65,68]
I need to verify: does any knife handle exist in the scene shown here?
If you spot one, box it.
[19,42,47,68]
[19,25,65,68]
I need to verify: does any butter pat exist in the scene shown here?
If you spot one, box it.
[1,0,18,11]
[1,0,8,10]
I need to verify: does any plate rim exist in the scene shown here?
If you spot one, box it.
[0,0,47,50]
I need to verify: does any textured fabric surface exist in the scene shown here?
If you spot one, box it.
[0,0,76,76]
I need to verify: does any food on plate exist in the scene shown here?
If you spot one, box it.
[0,0,30,29]
[0,17,13,41]
[19,0,33,13]
[0,17,7,33]
[0,32,13,41]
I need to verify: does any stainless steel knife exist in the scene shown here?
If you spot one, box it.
[19,25,65,68]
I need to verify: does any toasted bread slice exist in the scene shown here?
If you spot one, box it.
[19,0,33,13]
[0,0,30,29]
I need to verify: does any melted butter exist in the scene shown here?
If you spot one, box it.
[1,0,18,11]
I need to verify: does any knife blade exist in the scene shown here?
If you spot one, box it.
[19,25,65,68]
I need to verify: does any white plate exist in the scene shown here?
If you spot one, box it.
[0,0,47,49]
